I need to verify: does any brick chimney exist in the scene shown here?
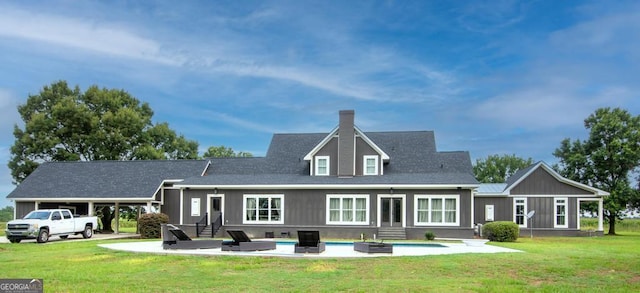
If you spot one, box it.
[338,110,355,177]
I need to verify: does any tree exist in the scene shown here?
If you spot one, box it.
[9,81,200,231]
[0,206,14,222]
[202,145,253,158]
[473,154,534,183]
[554,107,640,235]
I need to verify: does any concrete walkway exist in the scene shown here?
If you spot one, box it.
[99,240,521,258]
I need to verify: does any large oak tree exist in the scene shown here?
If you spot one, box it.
[9,81,199,231]
[554,107,640,235]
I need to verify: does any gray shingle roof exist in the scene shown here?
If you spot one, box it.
[7,130,479,200]
[183,131,478,186]
[7,160,208,199]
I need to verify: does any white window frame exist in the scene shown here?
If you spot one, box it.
[326,194,369,225]
[414,194,460,226]
[243,194,284,224]
[315,156,330,176]
[191,198,201,217]
[363,155,379,175]
[514,198,527,228]
[555,197,568,228]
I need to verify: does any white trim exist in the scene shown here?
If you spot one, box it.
[191,198,201,217]
[201,160,211,176]
[470,191,475,228]
[315,156,330,176]
[413,194,460,226]
[505,194,599,198]
[174,184,480,190]
[363,155,379,176]
[513,198,527,228]
[242,194,284,224]
[303,127,339,161]
[12,197,157,202]
[207,193,225,225]
[554,197,568,228]
[179,189,184,225]
[485,205,494,222]
[506,162,609,196]
[377,194,406,227]
[326,194,370,225]
[354,126,390,161]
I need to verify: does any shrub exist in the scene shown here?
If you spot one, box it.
[424,231,436,240]
[483,221,519,242]
[137,213,169,238]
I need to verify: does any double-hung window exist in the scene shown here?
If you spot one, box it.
[555,198,568,228]
[414,195,459,226]
[363,155,378,175]
[244,194,284,224]
[315,156,330,176]
[326,195,369,225]
[514,198,526,227]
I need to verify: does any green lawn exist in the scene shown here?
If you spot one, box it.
[1,232,639,292]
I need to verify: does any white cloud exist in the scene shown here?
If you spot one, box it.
[0,5,181,66]
[0,89,20,142]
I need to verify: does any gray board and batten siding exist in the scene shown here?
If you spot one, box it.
[178,187,474,239]
[474,162,607,236]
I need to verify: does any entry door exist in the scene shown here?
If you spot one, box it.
[381,198,403,227]
[210,197,222,224]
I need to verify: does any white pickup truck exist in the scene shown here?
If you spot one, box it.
[5,209,99,243]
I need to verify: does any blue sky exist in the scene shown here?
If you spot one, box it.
[1,1,639,208]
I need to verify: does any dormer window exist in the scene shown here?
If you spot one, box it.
[363,155,378,175]
[315,156,330,176]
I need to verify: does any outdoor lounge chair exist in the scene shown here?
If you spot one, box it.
[294,230,326,253]
[353,240,393,253]
[221,230,277,251]
[162,224,222,250]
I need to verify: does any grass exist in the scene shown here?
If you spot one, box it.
[1,232,640,291]
[581,218,640,232]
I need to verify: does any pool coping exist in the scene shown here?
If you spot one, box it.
[99,239,522,258]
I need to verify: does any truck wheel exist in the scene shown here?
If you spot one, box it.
[9,238,21,243]
[37,229,49,243]
[82,225,93,239]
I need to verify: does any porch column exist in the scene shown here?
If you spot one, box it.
[88,202,94,216]
[598,199,604,232]
[115,202,120,234]
[179,189,184,225]
[146,202,152,213]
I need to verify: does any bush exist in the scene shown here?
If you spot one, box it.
[483,221,519,242]
[137,213,169,238]
[424,231,436,240]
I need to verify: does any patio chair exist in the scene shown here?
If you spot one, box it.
[162,224,222,250]
[221,230,277,251]
[294,230,326,253]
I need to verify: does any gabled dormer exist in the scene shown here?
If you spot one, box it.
[303,110,390,177]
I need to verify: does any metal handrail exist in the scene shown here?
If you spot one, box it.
[195,212,208,237]
[211,212,222,238]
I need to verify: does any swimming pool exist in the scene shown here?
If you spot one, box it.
[99,240,520,258]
